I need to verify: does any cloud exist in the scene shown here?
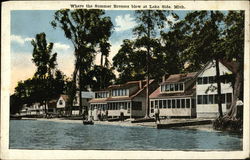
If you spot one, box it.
[54,42,71,51]
[11,35,33,45]
[114,14,137,32]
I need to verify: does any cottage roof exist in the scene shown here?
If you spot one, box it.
[108,80,147,89]
[60,94,69,102]
[90,79,155,103]
[149,85,196,99]
[89,98,107,103]
[161,72,197,85]
[220,60,238,74]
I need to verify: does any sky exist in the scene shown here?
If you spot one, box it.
[11,10,188,93]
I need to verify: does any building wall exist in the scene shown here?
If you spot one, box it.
[196,61,233,118]
[149,97,196,117]
[57,97,66,108]
[129,85,139,96]
[132,96,146,117]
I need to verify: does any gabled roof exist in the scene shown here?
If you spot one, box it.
[108,80,147,89]
[196,59,237,77]
[60,94,69,102]
[90,79,155,103]
[149,85,196,99]
[160,72,197,85]
[220,60,238,74]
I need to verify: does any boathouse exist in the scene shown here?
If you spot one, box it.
[89,80,158,119]
[196,60,234,118]
[149,72,197,118]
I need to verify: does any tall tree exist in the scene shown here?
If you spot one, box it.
[172,11,225,117]
[132,10,174,117]
[51,9,113,114]
[31,32,58,113]
[87,65,116,91]
[222,11,244,119]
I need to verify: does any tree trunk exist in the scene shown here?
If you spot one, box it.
[145,10,151,118]
[226,64,242,119]
[215,59,223,117]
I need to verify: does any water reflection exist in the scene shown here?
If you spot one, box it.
[9,120,242,150]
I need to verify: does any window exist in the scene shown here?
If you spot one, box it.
[155,100,158,108]
[59,100,63,105]
[165,84,170,91]
[172,99,176,108]
[177,99,180,108]
[181,99,185,108]
[159,100,163,109]
[226,93,232,103]
[214,94,218,104]
[203,95,208,104]
[167,100,171,108]
[112,89,128,96]
[151,101,154,109]
[197,77,203,84]
[198,95,202,104]
[175,84,179,91]
[208,95,214,104]
[163,100,167,108]
[161,85,164,92]
[170,84,174,91]
[209,76,215,83]
[180,83,184,91]
[186,99,190,108]
[203,77,208,84]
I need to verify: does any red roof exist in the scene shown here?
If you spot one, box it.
[89,98,107,103]
[90,79,155,103]
[150,85,196,99]
[161,72,197,85]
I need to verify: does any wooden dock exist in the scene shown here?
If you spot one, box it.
[157,120,212,129]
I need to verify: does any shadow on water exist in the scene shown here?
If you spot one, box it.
[9,120,243,150]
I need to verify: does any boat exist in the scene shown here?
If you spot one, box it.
[10,115,22,120]
[83,120,94,125]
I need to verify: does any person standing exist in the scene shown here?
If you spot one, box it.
[120,105,124,121]
[154,105,160,124]
[105,109,109,121]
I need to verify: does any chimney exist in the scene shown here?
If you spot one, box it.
[162,75,166,82]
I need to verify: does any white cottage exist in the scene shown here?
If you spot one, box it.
[89,80,158,120]
[196,60,235,118]
[149,72,197,118]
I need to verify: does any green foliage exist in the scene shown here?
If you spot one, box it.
[51,9,114,109]
[113,10,180,84]
[31,32,57,79]
[87,65,116,91]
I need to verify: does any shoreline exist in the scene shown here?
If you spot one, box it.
[29,118,215,132]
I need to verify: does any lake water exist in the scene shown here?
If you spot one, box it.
[9,120,242,150]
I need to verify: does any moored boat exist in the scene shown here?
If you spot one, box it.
[83,120,94,125]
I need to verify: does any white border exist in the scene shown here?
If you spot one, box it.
[1,1,249,159]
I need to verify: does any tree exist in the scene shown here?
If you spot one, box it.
[31,32,59,113]
[132,10,175,117]
[222,11,244,119]
[51,9,113,114]
[87,65,116,91]
[113,39,146,84]
[171,11,225,117]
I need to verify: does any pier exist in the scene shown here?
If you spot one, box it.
[157,119,213,129]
